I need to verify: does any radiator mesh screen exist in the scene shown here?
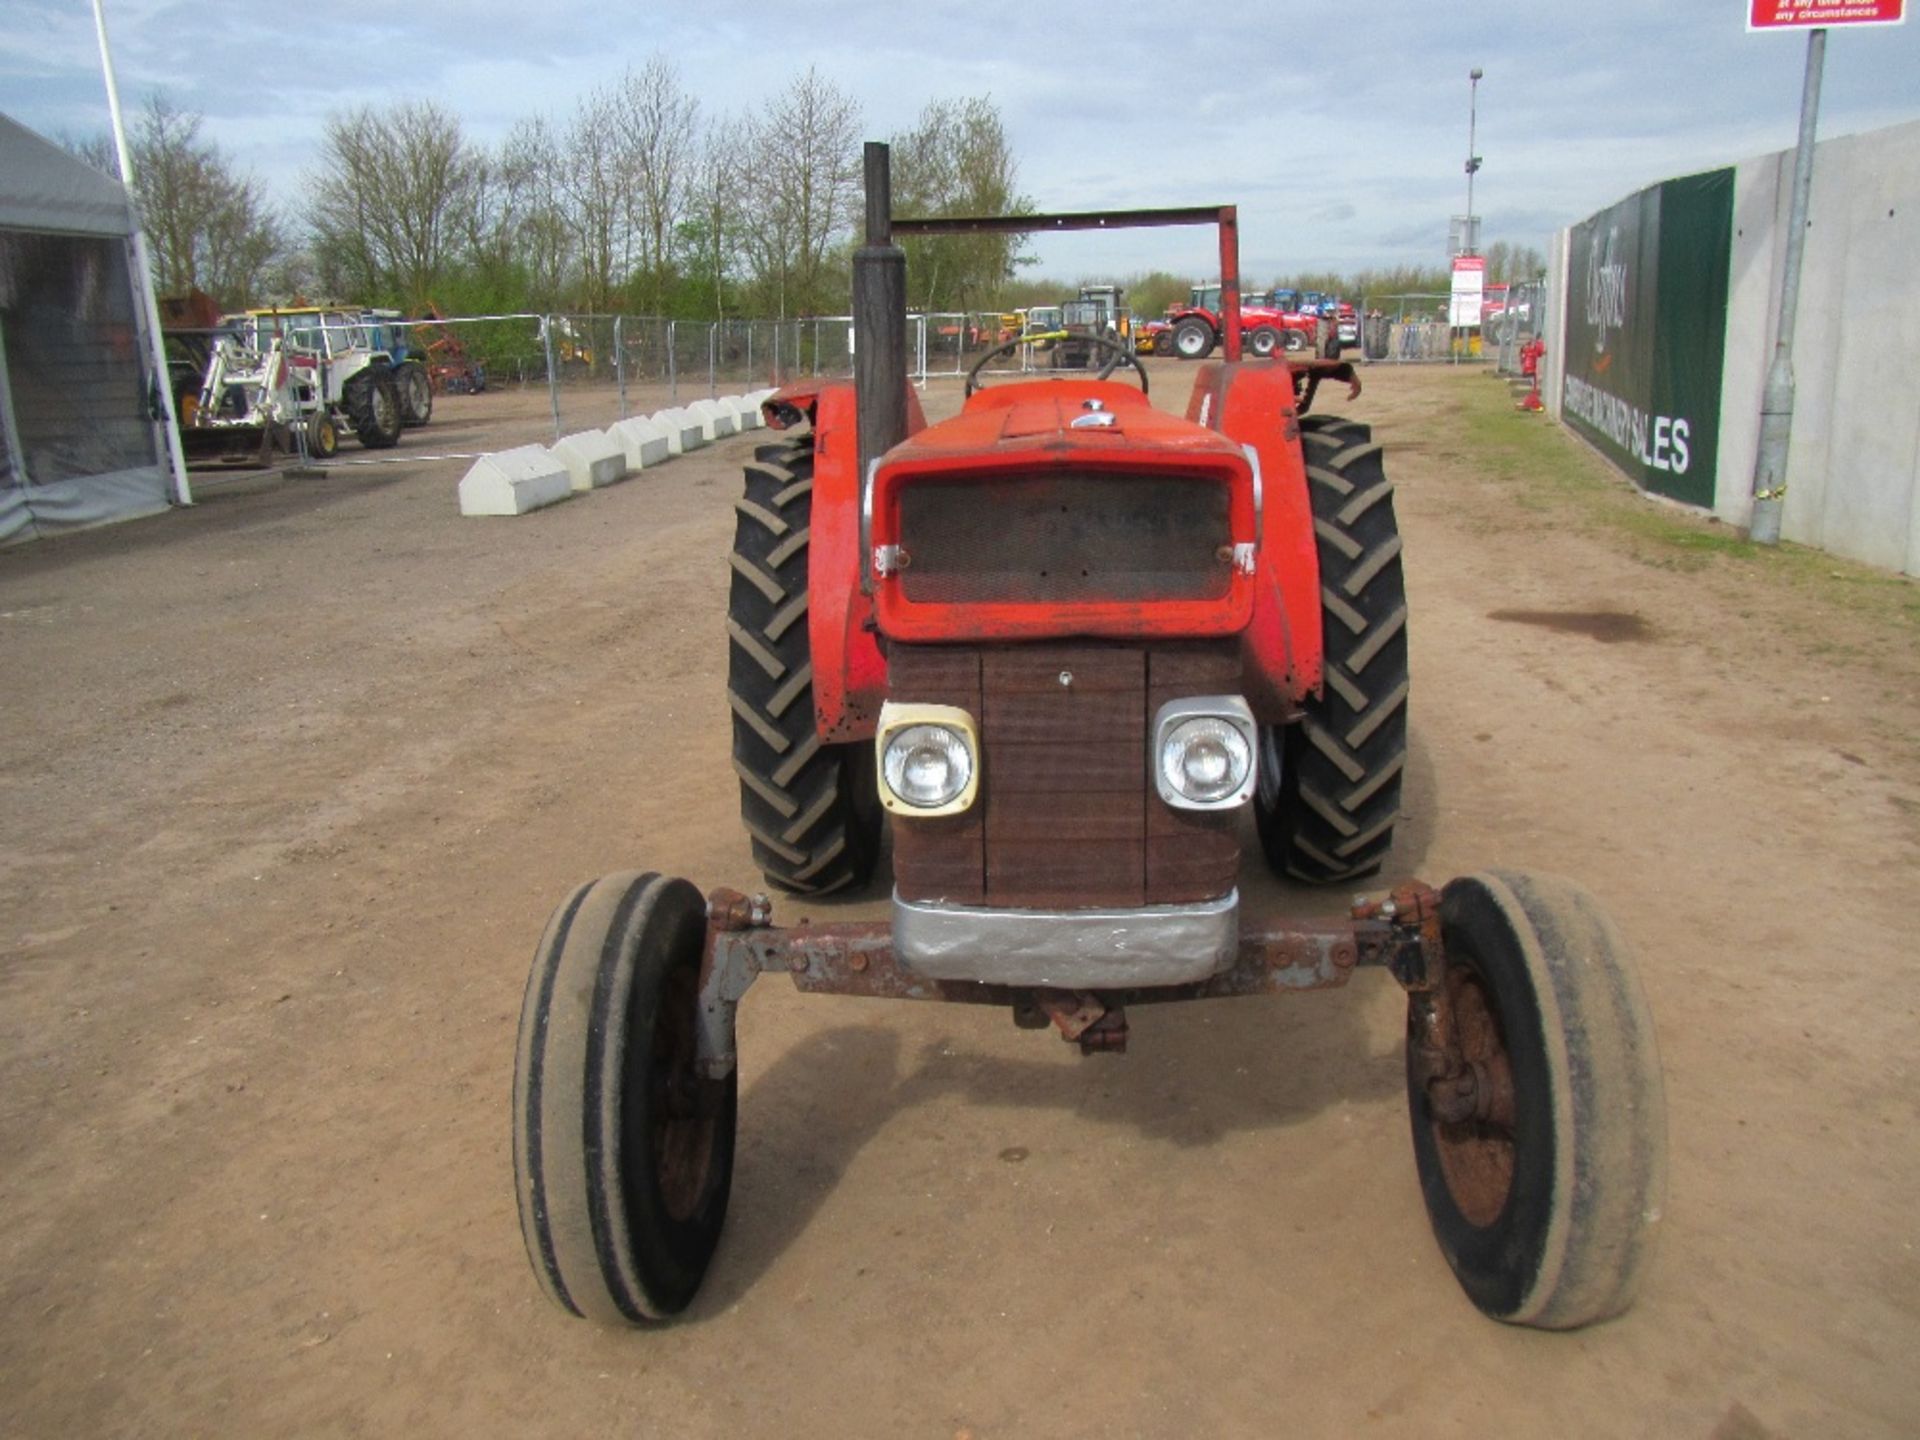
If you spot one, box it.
[896,472,1231,605]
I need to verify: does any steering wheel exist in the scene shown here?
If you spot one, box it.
[964,332,1149,397]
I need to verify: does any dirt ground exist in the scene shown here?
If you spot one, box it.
[2,363,1916,1439]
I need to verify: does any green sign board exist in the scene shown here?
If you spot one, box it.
[1561,168,1734,508]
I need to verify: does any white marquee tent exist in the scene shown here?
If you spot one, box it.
[0,113,172,546]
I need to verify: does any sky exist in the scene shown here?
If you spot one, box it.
[4,1,1918,286]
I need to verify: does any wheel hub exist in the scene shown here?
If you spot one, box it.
[649,964,719,1222]
[1425,966,1517,1227]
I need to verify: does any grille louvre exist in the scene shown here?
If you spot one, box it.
[888,644,1241,910]
[896,471,1231,607]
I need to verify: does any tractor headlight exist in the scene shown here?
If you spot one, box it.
[876,703,979,816]
[1153,697,1257,810]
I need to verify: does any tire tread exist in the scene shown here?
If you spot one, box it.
[727,436,881,894]
[1256,420,1408,884]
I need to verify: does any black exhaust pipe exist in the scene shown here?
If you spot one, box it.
[853,141,908,485]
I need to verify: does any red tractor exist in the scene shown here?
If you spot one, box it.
[1166,282,1326,361]
[511,145,1666,1332]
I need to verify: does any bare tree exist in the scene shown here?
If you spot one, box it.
[683,117,747,319]
[613,57,699,312]
[121,95,283,308]
[559,86,628,313]
[459,117,573,311]
[55,129,118,176]
[738,68,861,317]
[308,101,478,306]
[891,96,1028,313]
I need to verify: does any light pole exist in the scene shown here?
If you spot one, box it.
[1465,67,1484,256]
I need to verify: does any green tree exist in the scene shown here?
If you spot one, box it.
[891,97,1030,313]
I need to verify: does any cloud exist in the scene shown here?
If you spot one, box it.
[4,0,1916,281]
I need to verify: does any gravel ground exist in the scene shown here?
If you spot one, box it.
[2,361,1916,1439]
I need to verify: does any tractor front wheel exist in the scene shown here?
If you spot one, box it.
[344,369,402,449]
[1282,327,1309,353]
[1172,318,1215,361]
[1407,871,1666,1329]
[512,872,737,1324]
[1248,325,1281,358]
[1254,416,1408,883]
[727,436,883,894]
[304,411,339,460]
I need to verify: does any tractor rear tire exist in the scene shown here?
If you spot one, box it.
[1407,871,1666,1329]
[1298,414,1372,445]
[513,872,736,1324]
[727,436,883,895]
[1172,318,1215,361]
[1255,422,1408,884]
[394,361,433,427]
[344,369,402,449]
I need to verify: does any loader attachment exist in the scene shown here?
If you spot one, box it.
[179,420,283,469]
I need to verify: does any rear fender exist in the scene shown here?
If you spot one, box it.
[765,378,927,743]
[1185,362,1324,715]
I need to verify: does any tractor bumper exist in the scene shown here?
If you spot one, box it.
[891,890,1237,987]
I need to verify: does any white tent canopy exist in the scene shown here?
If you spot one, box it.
[0,113,169,546]
[0,113,134,237]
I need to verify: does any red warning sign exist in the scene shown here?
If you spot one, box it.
[1748,0,1906,28]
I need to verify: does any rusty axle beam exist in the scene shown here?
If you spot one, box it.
[695,884,1446,1072]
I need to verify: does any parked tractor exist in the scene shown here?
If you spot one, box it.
[1167,282,1326,361]
[358,309,436,427]
[1134,317,1174,354]
[511,144,1667,1332]
[1021,303,1065,356]
[179,308,407,466]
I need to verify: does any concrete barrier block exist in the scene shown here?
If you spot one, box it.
[653,408,708,455]
[458,445,573,516]
[551,429,630,492]
[725,394,764,431]
[688,398,738,441]
[609,416,672,471]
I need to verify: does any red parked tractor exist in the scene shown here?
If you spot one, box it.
[511,144,1666,1332]
[1166,283,1327,361]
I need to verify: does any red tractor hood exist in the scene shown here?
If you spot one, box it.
[891,380,1240,462]
[869,380,1257,643]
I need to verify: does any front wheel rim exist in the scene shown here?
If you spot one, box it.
[647,961,719,1222]
[1428,964,1518,1227]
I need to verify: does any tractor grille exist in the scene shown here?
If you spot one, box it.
[887,644,1241,910]
[895,471,1231,606]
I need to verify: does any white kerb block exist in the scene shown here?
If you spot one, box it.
[609,416,672,470]
[458,445,573,516]
[688,398,738,440]
[725,394,763,430]
[551,429,630,491]
[653,408,708,455]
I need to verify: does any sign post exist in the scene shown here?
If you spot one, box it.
[1744,0,1907,544]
